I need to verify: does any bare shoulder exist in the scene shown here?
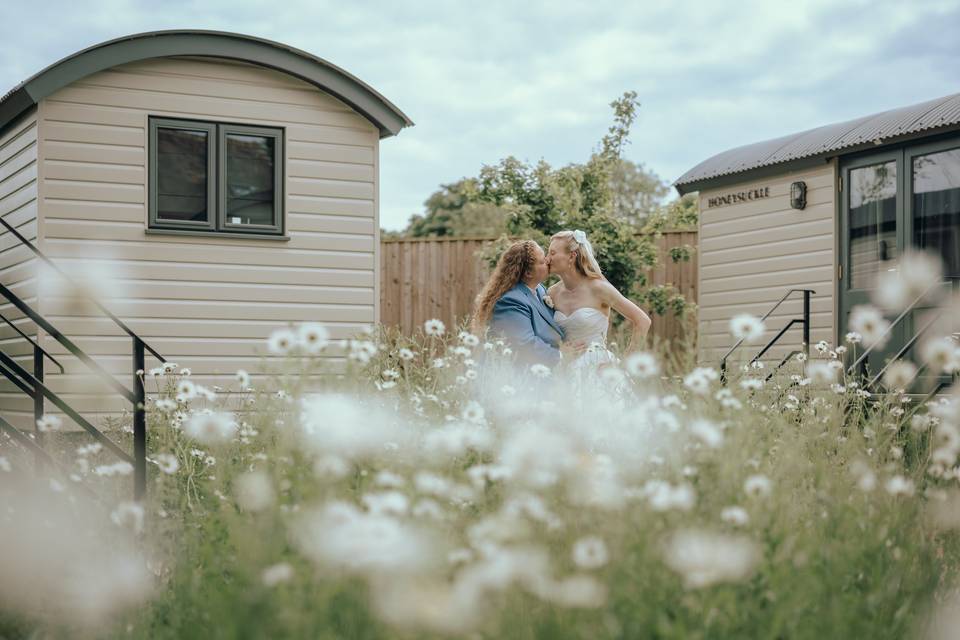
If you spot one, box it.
[588,278,619,297]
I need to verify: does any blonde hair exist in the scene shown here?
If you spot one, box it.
[472,240,540,333]
[550,230,603,279]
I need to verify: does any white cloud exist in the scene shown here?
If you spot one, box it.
[0,0,956,230]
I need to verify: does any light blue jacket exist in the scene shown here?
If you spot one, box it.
[490,283,564,366]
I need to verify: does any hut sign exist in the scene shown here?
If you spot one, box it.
[706,186,770,208]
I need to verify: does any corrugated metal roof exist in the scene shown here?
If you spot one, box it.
[674,92,960,193]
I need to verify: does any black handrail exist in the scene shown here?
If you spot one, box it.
[0,281,137,403]
[0,347,132,463]
[0,310,63,373]
[0,220,163,499]
[720,289,814,382]
[0,216,166,363]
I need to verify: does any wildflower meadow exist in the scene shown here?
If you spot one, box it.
[3,254,960,639]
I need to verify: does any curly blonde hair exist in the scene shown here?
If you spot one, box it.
[472,240,539,333]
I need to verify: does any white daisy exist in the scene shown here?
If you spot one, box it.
[530,363,552,378]
[36,414,63,433]
[261,562,294,587]
[297,323,330,354]
[183,410,238,445]
[458,331,480,347]
[744,474,772,498]
[730,314,765,343]
[922,337,959,374]
[571,536,609,570]
[848,306,890,348]
[267,328,297,355]
[424,319,446,337]
[176,379,197,402]
[883,360,917,391]
[150,453,180,474]
[625,351,659,379]
[720,506,749,526]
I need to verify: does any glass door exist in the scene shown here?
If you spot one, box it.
[839,151,904,377]
[905,138,960,391]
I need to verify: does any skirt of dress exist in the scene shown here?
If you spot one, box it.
[565,342,620,392]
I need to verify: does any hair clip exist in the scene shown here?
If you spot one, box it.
[572,229,587,245]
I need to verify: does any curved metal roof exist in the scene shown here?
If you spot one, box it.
[674,91,960,194]
[0,30,414,138]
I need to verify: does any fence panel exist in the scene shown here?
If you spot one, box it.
[380,232,698,343]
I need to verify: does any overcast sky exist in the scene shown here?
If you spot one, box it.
[2,0,959,229]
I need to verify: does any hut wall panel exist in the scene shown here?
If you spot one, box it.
[0,109,41,428]
[32,57,379,429]
[697,163,837,366]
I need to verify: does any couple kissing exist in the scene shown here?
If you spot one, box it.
[472,230,651,374]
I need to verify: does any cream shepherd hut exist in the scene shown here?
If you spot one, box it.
[0,31,411,440]
[675,92,960,376]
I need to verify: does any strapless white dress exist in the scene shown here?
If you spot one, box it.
[554,307,617,375]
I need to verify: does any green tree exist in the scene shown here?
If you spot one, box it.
[474,91,658,299]
[642,192,699,233]
[609,160,670,226]
[404,178,512,238]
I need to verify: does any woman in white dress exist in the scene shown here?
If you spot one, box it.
[545,230,651,376]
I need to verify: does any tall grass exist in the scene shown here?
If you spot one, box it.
[1,318,959,639]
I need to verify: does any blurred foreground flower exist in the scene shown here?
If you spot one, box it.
[0,474,152,628]
[874,251,942,311]
[730,314,765,343]
[662,529,760,589]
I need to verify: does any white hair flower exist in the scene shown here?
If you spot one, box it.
[572,229,587,244]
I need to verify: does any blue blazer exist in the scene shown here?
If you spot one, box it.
[490,283,564,366]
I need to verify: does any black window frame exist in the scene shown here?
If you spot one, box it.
[148,117,285,237]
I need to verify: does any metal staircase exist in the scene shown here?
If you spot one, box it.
[720,289,814,383]
[719,283,958,421]
[0,216,165,499]
[846,278,960,414]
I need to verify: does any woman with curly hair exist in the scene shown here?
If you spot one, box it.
[472,239,563,366]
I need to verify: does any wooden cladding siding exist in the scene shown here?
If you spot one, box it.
[27,56,379,422]
[380,232,698,344]
[0,109,40,428]
[697,163,837,366]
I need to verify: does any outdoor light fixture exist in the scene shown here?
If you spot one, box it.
[790,181,807,210]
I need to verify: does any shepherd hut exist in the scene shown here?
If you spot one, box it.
[0,30,412,431]
[675,92,960,375]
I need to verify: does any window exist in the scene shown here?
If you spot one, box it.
[913,146,960,277]
[149,118,284,236]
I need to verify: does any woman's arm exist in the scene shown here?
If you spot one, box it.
[594,280,651,350]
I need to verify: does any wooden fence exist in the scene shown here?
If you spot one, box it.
[380,231,698,343]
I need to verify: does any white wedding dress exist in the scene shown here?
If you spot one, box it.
[554,307,617,377]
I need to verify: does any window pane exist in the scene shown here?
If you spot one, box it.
[157,128,209,222]
[849,161,897,289]
[226,134,275,226]
[914,147,960,276]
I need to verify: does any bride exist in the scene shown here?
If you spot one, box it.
[546,230,651,375]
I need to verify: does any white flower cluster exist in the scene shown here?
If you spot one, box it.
[267,322,331,355]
